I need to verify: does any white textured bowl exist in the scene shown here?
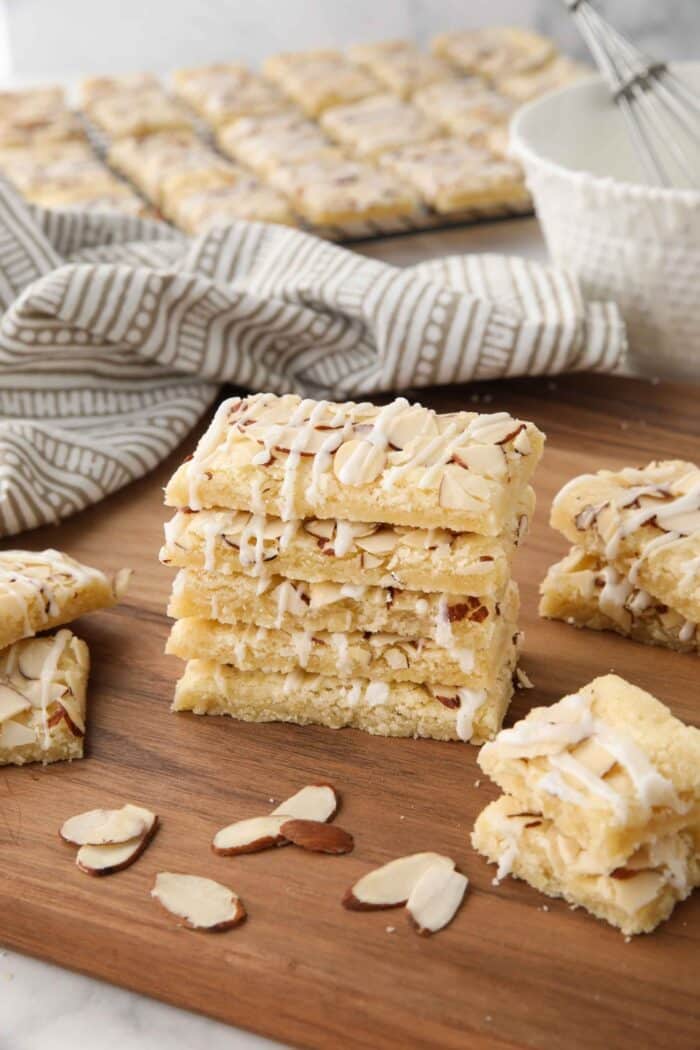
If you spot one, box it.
[511,63,700,379]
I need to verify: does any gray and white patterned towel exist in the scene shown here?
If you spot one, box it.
[0,183,627,538]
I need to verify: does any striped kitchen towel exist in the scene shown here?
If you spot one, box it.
[0,182,626,538]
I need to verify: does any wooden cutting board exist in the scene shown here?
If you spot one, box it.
[1,372,698,1050]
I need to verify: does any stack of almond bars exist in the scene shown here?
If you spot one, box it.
[160,393,543,743]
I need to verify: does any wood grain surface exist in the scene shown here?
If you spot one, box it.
[1,372,699,1050]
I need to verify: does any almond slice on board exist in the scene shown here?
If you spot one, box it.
[212,814,288,856]
[271,783,339,823]
[152,873,246,931]
[406,864,468,935]
[60,804,155,846]
[76,815,159,876]
[343,852,455,910]
[280,819,354,855]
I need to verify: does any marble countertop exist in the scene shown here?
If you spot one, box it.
[2,219,544,1049]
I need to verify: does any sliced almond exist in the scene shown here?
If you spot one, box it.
[17,639,55,681]
[361,552,384,570]
[385,405,438,450]
[76,816,158,876]
[343,852,455,910]
[112,567,133,600]
[382,646,410,671]
[152,872,246,931]
[513,428,532,455]
[55,690,86,736]
[308,581,343,608]
[355,529,398,555]
[271,783,339,822]
[660,509,700,535]
[472,418,525,445]
[280,819,354,854]
[46,701,84,738]
[333,439,386,486]
[406,864,468,936]
[303,519,335,540]
[0,681,31,723]
[60,804,155,846]
[452,444,506,479]
[438,466,488,511]
[273,426,337,456]
[212,814,288,856]
[0,719,36,748]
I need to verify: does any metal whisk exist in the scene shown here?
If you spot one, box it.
[565,0,700,188]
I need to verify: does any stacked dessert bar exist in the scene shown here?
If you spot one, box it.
[0,550,128,766]
[540,460,700,653]
[160,393,543,742]
[472,674,700,935]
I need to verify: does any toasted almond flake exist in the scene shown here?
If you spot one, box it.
[271,783,339,822]
[406,864,468,935]
[452,444,506,479]
[343,852,455,910]
[0,719,36,747]
[333,439,386,485]
[17,639,57,681]
[152,872,246,931]
[61,804,156,846]
[355,529,399,555]
[280,819,354,854]
[0,682,32,723]
[76,815,158,876]
[438,465,490,510]
[212,814,288,856]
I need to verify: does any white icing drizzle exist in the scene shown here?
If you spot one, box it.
[333,520,357,558]
[249,476,266,516]
[292,630,313,669]
[598,565,633,626]
[332,632,352,675]
[201,515,221,573]
[434,595,453,648]
[238,514,267,575]
[593,724,683,812]
[455,687,485,742]
[548,751,628,822]
[538,770,588,808]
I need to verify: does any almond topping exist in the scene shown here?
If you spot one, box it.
[333,439,386,486]
[0,681,31,723]
[212,814,288,856]
[61,804,155,846]
[451,444,506,478]
[152,873,246,931]
[17,639,57,680]
[385,405,438,450]
[438,466,487,511]
[406,864,468,935]
[271,783,339,822]
[343,852,455,910]
[355,528,398,555]
[280,819,354,854]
